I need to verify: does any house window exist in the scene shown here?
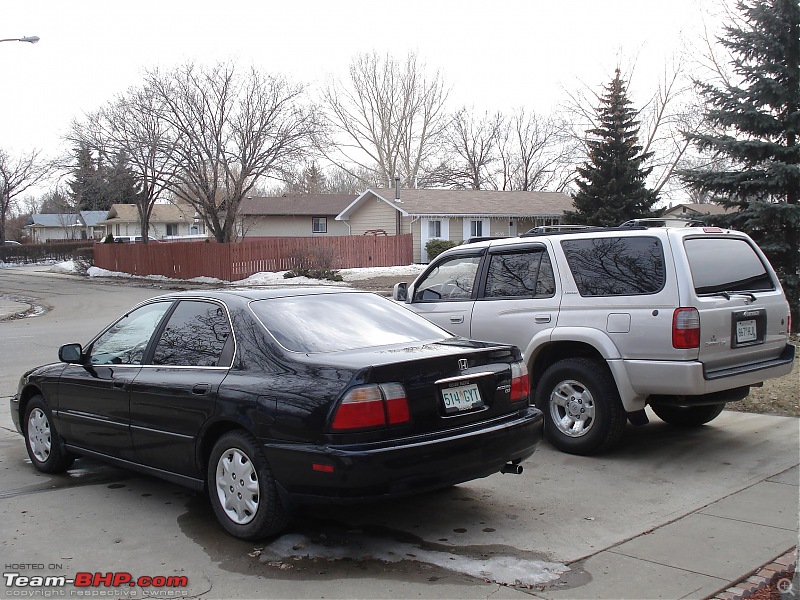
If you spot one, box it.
[115,224,121,236]
[428,220,442,238]
[312,217,327,233]
[166,223,179,237]
[470,220,483,237]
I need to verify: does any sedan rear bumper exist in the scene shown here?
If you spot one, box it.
[264,407,543,504]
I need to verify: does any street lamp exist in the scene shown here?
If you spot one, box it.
[0,36,40,44]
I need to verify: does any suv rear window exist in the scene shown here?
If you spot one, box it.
[561,236,666,296]
[684,237,774,294]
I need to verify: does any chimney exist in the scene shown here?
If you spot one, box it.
[394,176,401,202]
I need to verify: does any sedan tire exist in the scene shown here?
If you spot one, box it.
[535,358,626,455]
[24,396,75,473]
[208,431,288,540]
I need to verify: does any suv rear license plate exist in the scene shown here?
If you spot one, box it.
[441,383,483,414]
[736,319,757,344]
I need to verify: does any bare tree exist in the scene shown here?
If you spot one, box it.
[0,149,53,243]
[498,108,579,192]
[321,52,449,188]
[145,62,319,242]
[71,85,178,243]
[428,108,503,189]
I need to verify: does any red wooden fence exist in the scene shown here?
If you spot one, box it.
[93,235,414,281]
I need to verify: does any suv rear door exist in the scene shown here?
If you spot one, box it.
[675,231,791,373]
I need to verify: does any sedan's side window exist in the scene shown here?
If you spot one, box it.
[151,301,232,367]
[484,250,556,299]
[89,302,173,365]
[413,255,482,301]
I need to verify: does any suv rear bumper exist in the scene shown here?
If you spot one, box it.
[624,343,795,398]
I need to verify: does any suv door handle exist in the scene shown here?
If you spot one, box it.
[534,314,552,323]
[193,384,210,395]
[449,315,464,324]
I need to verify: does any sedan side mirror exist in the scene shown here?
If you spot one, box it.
[59,343,84,364]
[393,282,409,302]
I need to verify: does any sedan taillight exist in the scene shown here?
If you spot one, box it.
[331,383,410,431]
[510,362,530,403]
[673,307,700,349]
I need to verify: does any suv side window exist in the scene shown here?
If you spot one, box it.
[484,249,556,298]
[151,300,233,367]
[414,255,482,301]
[561,236,665,296]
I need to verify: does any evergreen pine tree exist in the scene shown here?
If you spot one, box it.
[68,143,101,212]
[681,0,800,323]
[565,69,658,226]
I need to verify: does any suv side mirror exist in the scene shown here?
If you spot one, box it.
[59,343,84,364]
[393,282,409,302]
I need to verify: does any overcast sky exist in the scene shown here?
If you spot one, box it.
[3,0,722,163]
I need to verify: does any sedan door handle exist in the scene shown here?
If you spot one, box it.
[534,314,552,324]
[192,384,210,395]
[112,379,128,390]
[449,315,464,324]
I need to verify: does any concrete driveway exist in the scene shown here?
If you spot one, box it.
[1,265,797,599]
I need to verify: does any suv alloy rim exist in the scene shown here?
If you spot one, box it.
[215,448,260,525]
[27,408,52,462]
[549,379,596,437]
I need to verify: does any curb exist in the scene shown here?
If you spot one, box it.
[710,548,797,600]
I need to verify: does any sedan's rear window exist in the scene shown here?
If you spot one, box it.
[684,237,775,294]
[250,293,451,353]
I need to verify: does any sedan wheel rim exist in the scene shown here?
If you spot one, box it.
[27,408,52,463]
[215,448,259,525]
[549,379,595,438]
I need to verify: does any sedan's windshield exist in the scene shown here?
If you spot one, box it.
[250,293,451,353]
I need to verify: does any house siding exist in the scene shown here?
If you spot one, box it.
[242,215,349,237]
[349,200,398,235]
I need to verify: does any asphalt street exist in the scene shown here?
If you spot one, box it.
[0,265,797,599]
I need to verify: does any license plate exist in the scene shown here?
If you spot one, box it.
[736,319,757,343]
[441,383,483,414]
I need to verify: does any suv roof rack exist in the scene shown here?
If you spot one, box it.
[619,218,707,228]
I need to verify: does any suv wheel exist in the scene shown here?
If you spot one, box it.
[535,358,626,455]
[650,403,725,426]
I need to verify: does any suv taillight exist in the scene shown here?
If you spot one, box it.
[331,383,410,431]
[510,362,530,403]
[673,308,700,349]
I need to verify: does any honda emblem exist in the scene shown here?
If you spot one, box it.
[458,359,468,371]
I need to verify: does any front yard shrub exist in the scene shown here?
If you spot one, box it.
[425,239,457,261]
[284,246,343,282]
[73,247,95,275]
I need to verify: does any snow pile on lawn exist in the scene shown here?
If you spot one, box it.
[87,266,224,285]
[50,260,76,273]
[236,264,425,287]
[84,264,424,287]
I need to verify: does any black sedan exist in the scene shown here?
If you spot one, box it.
[11,288,543,539]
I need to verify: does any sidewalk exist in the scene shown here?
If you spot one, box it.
[538,465,798,599]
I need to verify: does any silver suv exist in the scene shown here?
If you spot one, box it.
[393,226,795,455]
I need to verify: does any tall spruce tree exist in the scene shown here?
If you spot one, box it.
[68,143,104,212]
[565,69,658,226]
[681,0,800,323]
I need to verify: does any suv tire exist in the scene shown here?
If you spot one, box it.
[535,358,626,455]
[650,403,725,427]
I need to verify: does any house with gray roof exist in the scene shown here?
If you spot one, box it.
[337,188,573,262]
[97,203,203,239]
[25,211,110,243]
